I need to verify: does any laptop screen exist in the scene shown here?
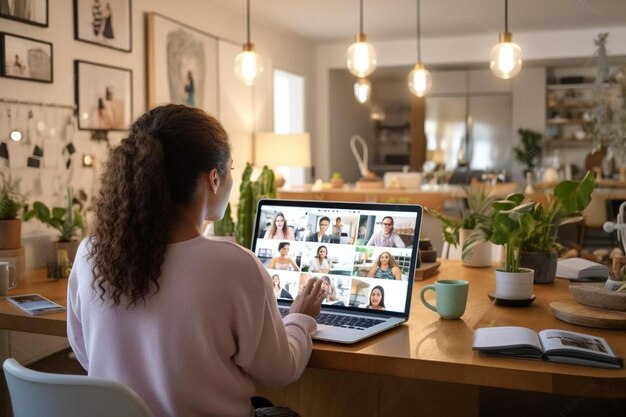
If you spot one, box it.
[251,199,423,317]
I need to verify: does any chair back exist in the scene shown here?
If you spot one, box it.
[3,358,154,417]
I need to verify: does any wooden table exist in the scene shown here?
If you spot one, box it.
[0,269,67,337]
[3,264,626,416]
[257,261,626,416]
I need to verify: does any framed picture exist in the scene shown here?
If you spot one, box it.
[0,0,48,27]
[74,60,132,131]
[1,32,52,83]
[146,12,218,114]
[74,0,132,52]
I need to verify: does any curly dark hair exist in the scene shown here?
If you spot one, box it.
[88,104,230,307]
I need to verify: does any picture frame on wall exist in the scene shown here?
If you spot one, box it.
[0,0,48,27]
[146,12,218,115]
[1,32,53,83]
[73,0,132,52]
[74,60,132,131]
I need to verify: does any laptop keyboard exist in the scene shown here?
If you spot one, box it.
[279,308,384,330]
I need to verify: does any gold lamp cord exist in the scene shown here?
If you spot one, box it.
[246,0,251,44]
[416,0,422,63]
[359,0,364,33]
[504,0,509,34]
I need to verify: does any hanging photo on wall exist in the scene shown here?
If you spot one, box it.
[0,0,48,27]
[146,12,218,114]
[73,0,132,52]
[74,60,132,131]
[0,32,53,83]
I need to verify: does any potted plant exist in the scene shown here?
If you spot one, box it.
[0,173,27,250]
[24,188,84,262]
[513,128,542,176]
[426,185,495,267]
[235,163,276,248]
[518,170,596,283]
[464,193,536,299]
[330,172,345,188]
[465,171,596,297]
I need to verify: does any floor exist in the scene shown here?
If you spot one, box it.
[26,348,86,375]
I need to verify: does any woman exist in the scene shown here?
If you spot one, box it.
[268,242,300,271]
[366,216,406,248]
[272,274,293,300]
[367,251,402,280]
[320,275,339,303]
[67,104,324,417]
[366,285,386,310]
[264,212,295,240]
[308,245,333,273]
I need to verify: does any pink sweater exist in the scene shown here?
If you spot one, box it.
[67,236,317,417]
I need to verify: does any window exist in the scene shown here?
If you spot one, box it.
[273,69,304,133]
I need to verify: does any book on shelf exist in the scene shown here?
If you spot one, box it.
[556,257,609,280]
[472,326,622,369]
[5,293,66,316]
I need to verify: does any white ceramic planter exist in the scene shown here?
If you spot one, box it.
[495,268,534,300]
[460,228,492,268]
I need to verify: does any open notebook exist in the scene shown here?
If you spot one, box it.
[251,199,423,344]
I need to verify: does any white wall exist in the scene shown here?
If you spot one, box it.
[0,0,316,265]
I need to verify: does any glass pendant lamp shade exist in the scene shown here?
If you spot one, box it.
[408,0,431,97]
[347,33,377,78]
[490,32,522,79]
[235,0,262,86]
[235,43,263,86]
[408,63,432,97]
[354,78,371,104]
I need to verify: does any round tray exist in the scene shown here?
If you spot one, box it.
[569,283,626,311]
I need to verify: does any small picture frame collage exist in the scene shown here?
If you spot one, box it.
[1,0,133,131]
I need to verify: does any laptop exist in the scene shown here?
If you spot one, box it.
[251,199,423,344]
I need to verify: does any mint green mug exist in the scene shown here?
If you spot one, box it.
[420,279,469,319]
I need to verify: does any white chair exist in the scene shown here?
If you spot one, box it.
[3,358,154,417]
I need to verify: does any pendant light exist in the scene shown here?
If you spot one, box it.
[354,78,371,104]
[408,0,431,97]
[234,0,263,86]
[346,0,377,78]
[490,0,522,79]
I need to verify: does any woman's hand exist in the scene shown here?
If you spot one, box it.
[290,277,324,318]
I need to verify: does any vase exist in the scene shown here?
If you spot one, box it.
[585,145,608,172]
[495,268,534,300]
[460,228,492,268]
[520,251,557,284]
[0,219,21,250]
[55,240,80,263]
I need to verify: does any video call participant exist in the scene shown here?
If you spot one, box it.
[366,216,406,248]
[264,212,295,240]
[320,275,341,305]
[272,274,293,300]
[268,242,300,271]
[366,285,386,310]
[330,217,343,243]
[367,251,401,280]
[67,104,324,417]
[308,245,333,273]
[306,216,331,242]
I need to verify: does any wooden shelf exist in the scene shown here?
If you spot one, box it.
[547,103,595,110]
[547,83,615,90]
[546,119,591,125]
[543,138,593,147]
